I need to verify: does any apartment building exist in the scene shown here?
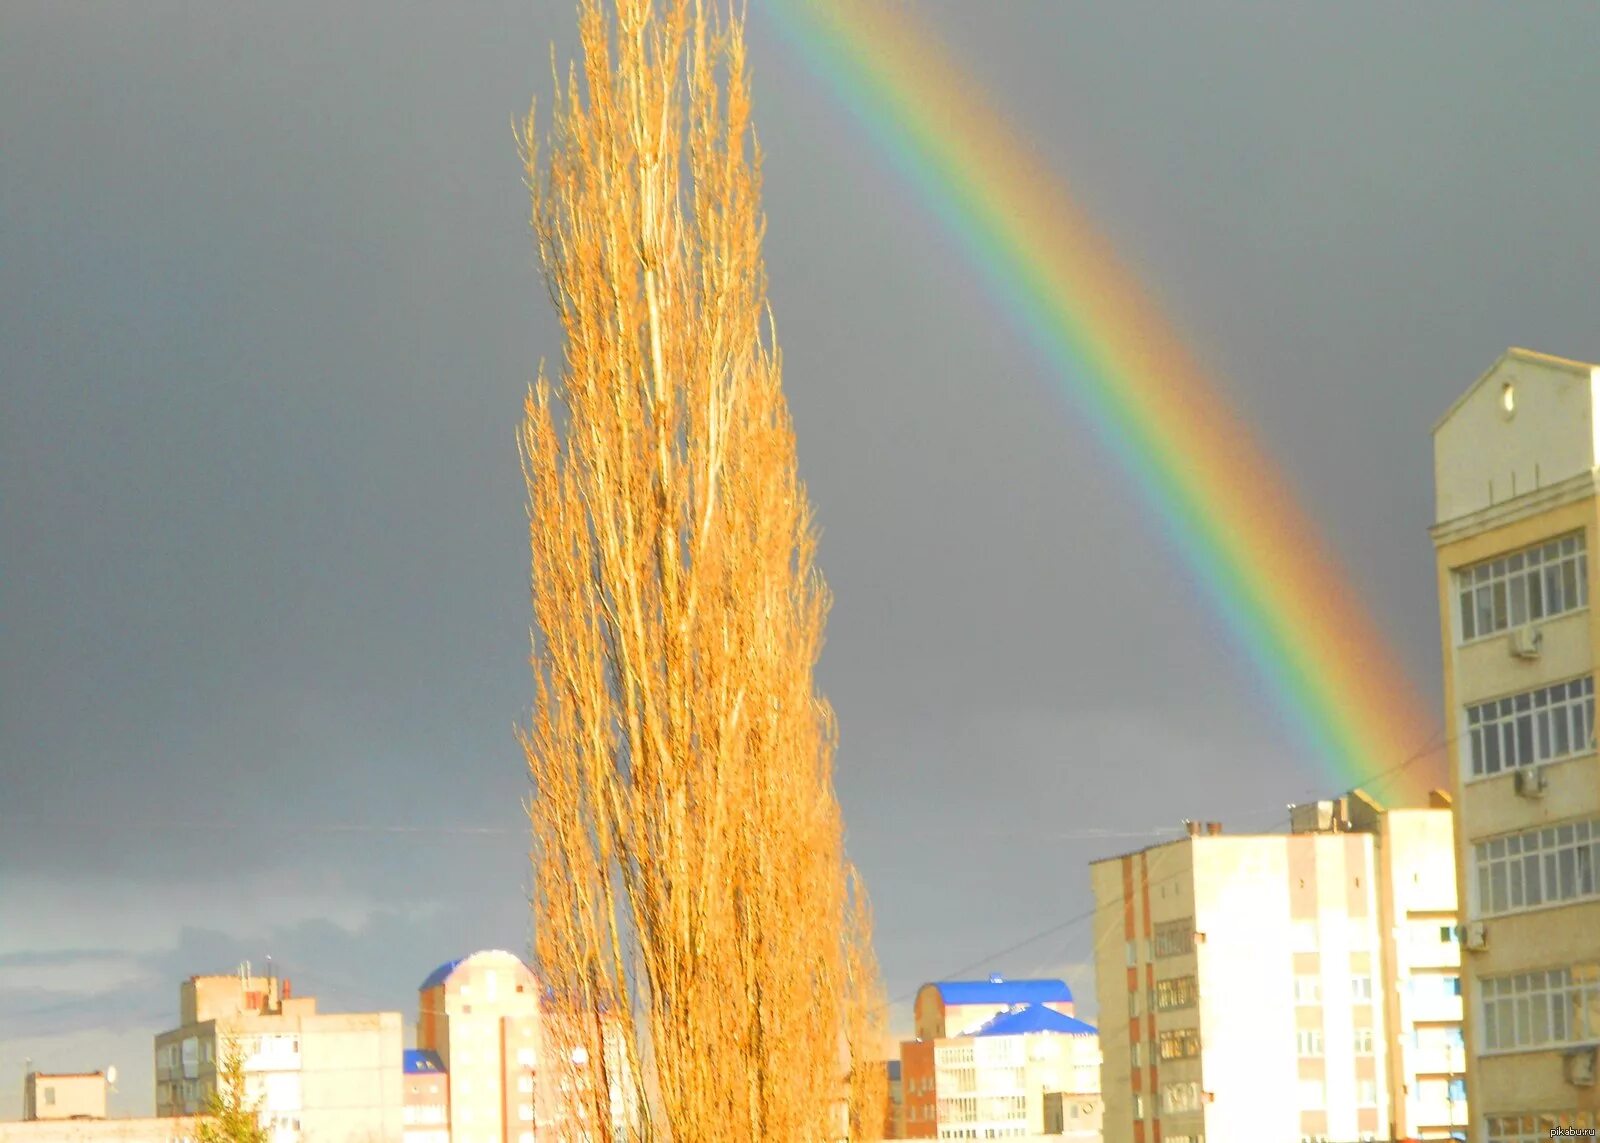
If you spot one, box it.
[1431,348,1600,1141]
[416,949,635,1143]
[1090,793,1466,1143]
[900,978,1101,1140]
[401,1050,448,1143]
[153,969,404,1143]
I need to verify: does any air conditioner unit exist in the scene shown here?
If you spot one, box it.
[1510,626,1543,658]
[1463,922,1488,951]
[1514,767,1548,798]
[1563,1045,1597,1087]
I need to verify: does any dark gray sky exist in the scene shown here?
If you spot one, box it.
[3,0,1597,1118]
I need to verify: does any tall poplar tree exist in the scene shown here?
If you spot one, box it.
[518,0,885,1138]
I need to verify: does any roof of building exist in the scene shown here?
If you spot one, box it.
[968,1003,1097,1038]
[403,1050,446,1075]
[927,976,1073,1006]
[1433,346,1599,433]
[419,959,465,990]
[419,949,531,991]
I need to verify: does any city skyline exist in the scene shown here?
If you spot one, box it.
[5,0,1600,1122]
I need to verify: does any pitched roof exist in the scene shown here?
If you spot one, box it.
[929,976,1073,1007]
[968,1003,1097,1038]
[403,1050,446,1075]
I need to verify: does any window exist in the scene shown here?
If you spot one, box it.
[1473,816,1600,917]
[1132,1094,1147,1119]
[1153,919,1195,958]
[1354,1027,1374,1053]
[1298,1079,1325,1107]
[1154,976,1198,1011]
[1448,1078,1466,1102]
[1130,1042,1142,1067]
[43,1088,55,1107]
[1350,976,1373,1001]
[1466,676,1595,779]
[1295,1030,1323,1057]
[1128,990,1141,1018]
[1440,924,1458,943]
[1486,1111,1597,1142]
[1480,963,1600,1052]
[1160,1081,1201,1113]
[1293,976,1321,1004]
[1158,1028,1200,1060]
[1125,940,1138,967]
[1357,1079,1377,1105]
[1456,533,1588,642]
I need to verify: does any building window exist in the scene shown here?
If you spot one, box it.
[1440,924,1458,943]
[1473,816,1600,917]
[1456,533,1588,642]
[1350,976,1373,1001]
[1293,976,1321,1004]
[1353,1027,1374,1053]
[1157,1028,1200,1060]
[1126,941,1138,967]
[1357,1079,1377,1105]
[1154,975,1198,1011]
[1130,1042,1141,1067]
[1131,1094,1147,1119]
[1486,1111,1597,1142]
[1295,1030,1324,1057]
[1298,1079,1325,1108]
[1160,1081,1201,1113]
[1153,919,1195,958]
[1480,964,1600,1052]
[1466,676,1595,779]
[43,1088,55,1106]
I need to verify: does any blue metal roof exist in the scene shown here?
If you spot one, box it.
[930,977,1073,1006]
[403,1050,446,1075]
[970,1004,1097,1038]
[419,958,464,990]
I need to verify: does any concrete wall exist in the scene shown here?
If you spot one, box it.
[0,1119,202,1143]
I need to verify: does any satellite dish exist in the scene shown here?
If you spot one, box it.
[106,1066,118,1087]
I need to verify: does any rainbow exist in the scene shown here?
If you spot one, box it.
[766,2,1441,805]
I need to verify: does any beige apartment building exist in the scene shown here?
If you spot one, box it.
[22,1074,107,1122]
[1431,348,1600,1141]
[415,949,635,1143]
[153,968,404,1143]
[1090,793,1466,1143]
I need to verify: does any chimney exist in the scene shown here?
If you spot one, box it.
[1184,820,1202,838]
[1205,822,1222,836]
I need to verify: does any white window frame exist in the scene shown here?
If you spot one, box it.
[1479,964,1600,1053]
[1464,675,1594,780]
[1455,532,1588,644]
[1472,816,1600,918]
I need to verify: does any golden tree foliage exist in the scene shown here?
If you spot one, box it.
[517,1,885,1140]
[194,1039,267,1143]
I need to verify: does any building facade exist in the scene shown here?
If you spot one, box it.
[900,979,1100,1140]
[22,1074,107,1122]
[1431,348,1600,1140]
[415,951,540,1143]
[1090,796,1466,1143]
[402,1050,449,1143]
[153,970,404,1143]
